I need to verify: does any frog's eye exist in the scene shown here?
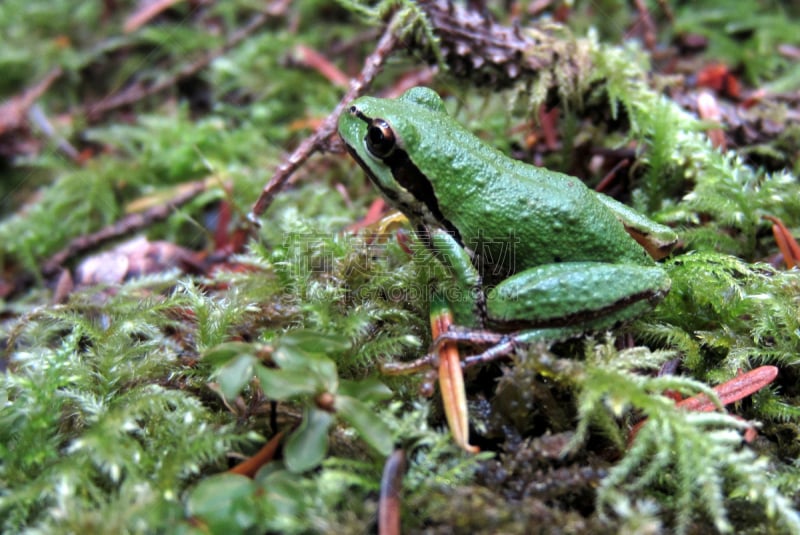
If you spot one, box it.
[365,118,396,158]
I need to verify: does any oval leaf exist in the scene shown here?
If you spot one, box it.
[338,378,393,402]
[255,366,320,400]
[187,473,258,534]
[216,354,257,400]
[281,330,351,353]
[335,395,393,456]
[272,346,338,389]
[284,407,334,473]
[203,342,254,366]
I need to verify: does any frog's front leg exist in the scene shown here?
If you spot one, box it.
[391,229,485,451]
[379,226,485,374]
[422,227,485,327]
[378,226,484,379]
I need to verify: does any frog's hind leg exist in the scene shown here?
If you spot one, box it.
[486,262,670,332]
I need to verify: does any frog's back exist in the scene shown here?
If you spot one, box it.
[422,123,654,279]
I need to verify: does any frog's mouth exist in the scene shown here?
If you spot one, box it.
[346,106,463,246]
[342,142,403,207]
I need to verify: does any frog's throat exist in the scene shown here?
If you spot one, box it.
[344,142,463,246]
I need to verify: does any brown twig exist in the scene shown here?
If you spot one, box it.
[632,0,657,51]
[628,366,779,444]
[378,449,407,535]
[83,2,289,120]
[42,179,208,276]
[123,0,185,33]
[227,430,286,478]
[292,45,350,88]
[249,19,400,220]
[432,299,478,453]
[675,366,778,412]
[0,68,63,135]
[594,158,630,193]
[764,215,800,269]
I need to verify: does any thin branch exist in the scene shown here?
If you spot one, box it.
[0,68,62,135]
[249,19,400,220]
[123,0,185,34]
[42,179,208,276]
[632,0,657,51]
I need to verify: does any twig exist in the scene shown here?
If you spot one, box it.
[42,179,208,276]
[632,0,657,51]
[628,366,779,444]
[764,215,800,269]
[0,68,62,135]
[675,366,779,412]
[249,20,400,220]
[594,158,630,193]
[292,45,350,88]
[123,0,184,34]
[27,104,82,163]
[378,449,407,535]
[227,430,286,478]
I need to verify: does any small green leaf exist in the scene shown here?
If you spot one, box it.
[335,395,394,456]
[186,473,259,534]
[272,346,338,390]
[256,468,308,526]
[306,356,338,391]
[338,378,393,402]
[216,353,257,400]
[284,406,334,473]
[280,329,351,353]
[255,366,320,400]
[271,345,309,371]
[202,342,254,366]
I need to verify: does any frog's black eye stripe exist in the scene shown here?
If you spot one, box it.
[350,106,371,123]
[365,118,396,158]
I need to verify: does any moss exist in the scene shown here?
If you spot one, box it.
[1,1,799,533]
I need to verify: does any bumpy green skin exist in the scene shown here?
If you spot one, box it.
[338,87,676,335]
[487,262,668,327]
